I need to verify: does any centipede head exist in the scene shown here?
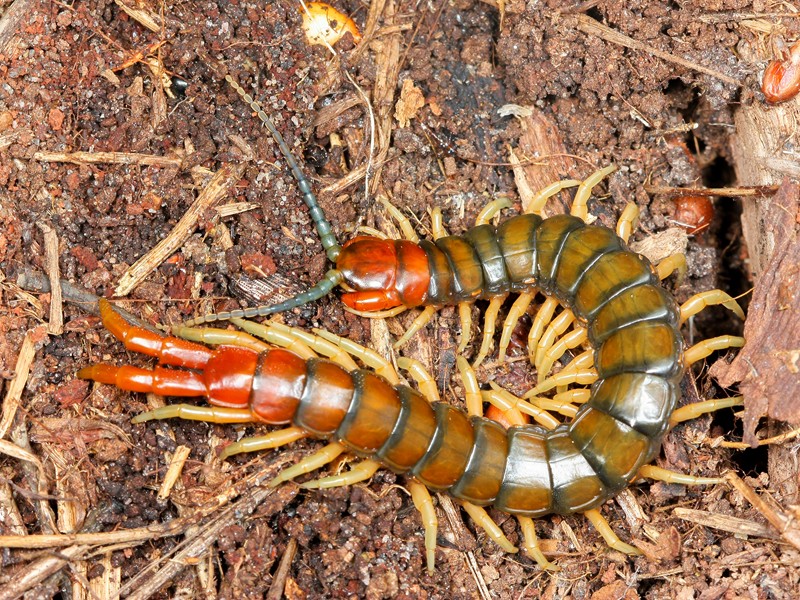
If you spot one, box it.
[336,236,430,311]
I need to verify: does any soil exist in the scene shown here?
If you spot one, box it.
[1,0,799,598]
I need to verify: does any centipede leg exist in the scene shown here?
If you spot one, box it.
[312,328,401,383]
[227,319,320,361]
[528,297,559,362]
[269,442,346,487]
[638,465,726,486]
[570,165,617,223]
[616,202,640,243]
[396,357,440,402]
[132,404,255,424]
[170,325,271,354]
[656,253,688,282]
[684,335,745,366]
[517,516,559,571]
[498,292,534,362]
[457,302,474,353]
[409,481,438,574]
[474,197,512,226]
[393,306,437,350]
[456,356,485,417]
[583,508,641,555]
[300,459,381,489]
[537,326,588,381]
[679,290,745,325]
[525,367,598,396]
[526,179,582,215]
[473,295,507,368]
[669,395,744,426]
[460,501,518,553]
[483,384,560,429]
[534,309,576,376]
[378,196,420,242]
[219,428,309,459]
[429,207,448,239]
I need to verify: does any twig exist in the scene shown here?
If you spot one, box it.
[575,14,740,87]
[33,150,183,168]
[36,222,63,335]
[644,184,780,197]
[115,162,246,296]
[265,538,297,600]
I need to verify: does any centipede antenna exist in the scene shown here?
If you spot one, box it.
[183,269,343,327]
[225,74,342,263]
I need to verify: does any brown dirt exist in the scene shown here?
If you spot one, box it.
[1,0,799,598]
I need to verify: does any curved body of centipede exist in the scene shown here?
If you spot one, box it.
[83,76,746,572]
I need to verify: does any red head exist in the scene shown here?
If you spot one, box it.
[335,236,431,311]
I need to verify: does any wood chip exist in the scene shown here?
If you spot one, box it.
[0,330,37,439]
[37,222,63,335]
[33,149,183,168]
[158,445,192,500]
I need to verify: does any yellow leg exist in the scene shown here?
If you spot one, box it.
[679,290,745,325]
[344,305,408,319]
[684,335,745,366]
[269,442,346,487]
[656,253,687,282]
[498,291,534,362]
[393,305,437,350]
[409,482,438,574]
[230,319,320,362]
[132,405,255,424]
[537,327,588,380]
[638,465,725,486]
[559,348,595,373]
[473,295,506,368]
[430,207,448,240]
[457,302,473,353]
[396,357,440,403]
[570,165,617,223]
[475,197,512,226]
[525,392,581,418]
[220,427,309,459]
[484,384,560,429]
[535,309,575,376]
[669,396,744,426]
[524,368,598,397]
[170,325,270,354]
[456,356,484,417]
[353,225,388,239]
[312,328,400,384]
[460,501,518,553]
[378,196,419,242]
[526,179,582,216]
[583,508,641,555]
[301,459,381,489]
[528,297,559,362]
[616,202,640,244]
[518,516,559,571]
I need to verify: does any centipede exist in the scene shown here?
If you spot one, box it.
[76,75,749,573]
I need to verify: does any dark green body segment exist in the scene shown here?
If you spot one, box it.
[312,213,685,517]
